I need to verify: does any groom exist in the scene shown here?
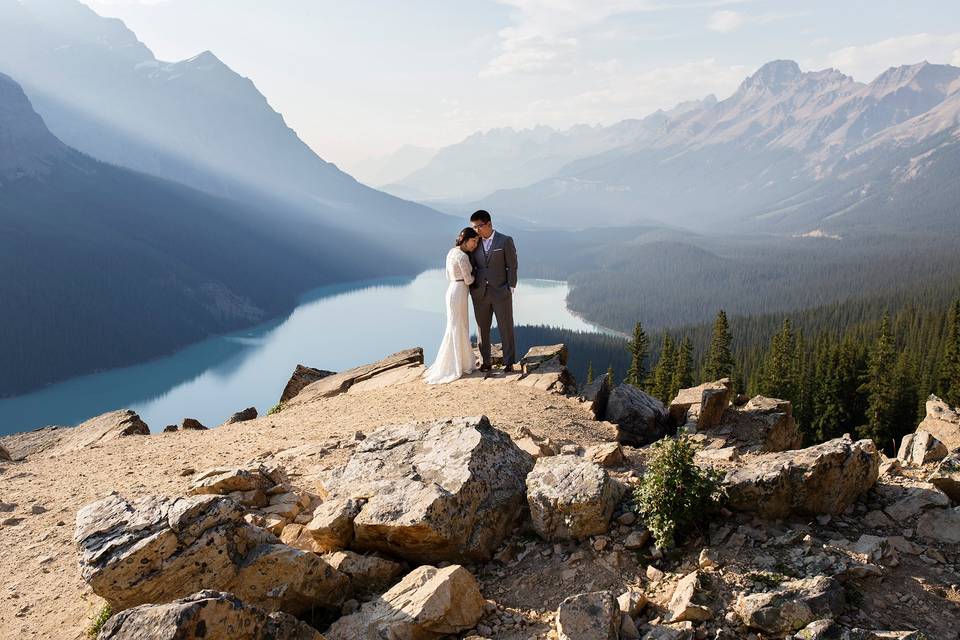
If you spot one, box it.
[469,210,518,372]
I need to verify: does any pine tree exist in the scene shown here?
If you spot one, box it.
[703,310,734,382]
[625,321,650,389]
[650,334,676,403]
[860,311,899,451]
[586,361,595,385]
[941,299,960,407]
[670,337,693,400]
[607,363,615,385]
[761,318,798,401]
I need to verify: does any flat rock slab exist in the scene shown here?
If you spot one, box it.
[280,364,336,404]
[735,575,845,635]
[75,493,348,615]
[97,590,324,640]
[287,348,423,405]
[725,436,879,518]
[2,410,149,460]
[526,454,616,541]
[319,416,533,563]
[325,565,484,640]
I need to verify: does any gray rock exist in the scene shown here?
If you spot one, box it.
[916,394,960,451]
[667,571,712,622]
[669,379,732,429]
[526,455,617,541]
[75,493,348,615]
[735,575,845,635]
[1,411,148,460]
[180,418,207,431]
[279,364,336,404]
[287,348,423,405]
[581,373,612,420]
[606,384,669,447]
[96,591,323,640]
[716,395,802,452]
[916,506,960,544]
[883,486,950,522]
[322,550,405,595]
[226,407,258,424]
[556,591,619,640]
[897,430,947,466]
[725,436,880,518]
[0,444,9,462]
[928,453,960,502]
[319,416,533,563]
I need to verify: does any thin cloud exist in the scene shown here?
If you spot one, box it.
[825,32,960,81]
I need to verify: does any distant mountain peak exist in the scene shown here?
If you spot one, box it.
[741,59,803,93]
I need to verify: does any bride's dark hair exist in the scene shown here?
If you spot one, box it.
[455,227,479,249]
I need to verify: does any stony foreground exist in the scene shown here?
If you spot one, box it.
[0,349,958,640]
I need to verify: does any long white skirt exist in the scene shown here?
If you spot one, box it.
[424,281,475,384]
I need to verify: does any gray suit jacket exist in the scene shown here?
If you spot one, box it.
[470,232,518,301]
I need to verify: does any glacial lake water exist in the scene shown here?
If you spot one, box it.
[0,270,607,436]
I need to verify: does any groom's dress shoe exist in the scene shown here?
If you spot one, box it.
[479,364,492,372]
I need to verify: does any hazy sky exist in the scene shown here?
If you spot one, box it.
[83,0,960,172]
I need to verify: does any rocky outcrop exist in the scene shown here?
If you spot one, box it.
[0,444,9,461]
[725,436,880,518]
[517,344,577,395]
[669,379,732,430]
[581,372,612,420]
[711,396,801,452]
[897,430,947,466]
[555,591,619,640]
[316,416,533,562]
[287,348,424,405]
[12,411,151,459]
[75,493,348,614]
[735,575,845,634]
[526,455,617,541]
[916,395,960,451]
[325,565,484,640]
[280,364,336,404]
[916,506,960,544]
[96,591,323,640]
[322,550,405,595]
[180,418,207,431]
[928,453,960,501]
[225,407,258,424]
[188,464,286,496]
[607,384,669,447]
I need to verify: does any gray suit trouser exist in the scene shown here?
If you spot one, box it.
[473,291,515,367]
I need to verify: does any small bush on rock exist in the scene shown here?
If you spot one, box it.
[634,432,724,549]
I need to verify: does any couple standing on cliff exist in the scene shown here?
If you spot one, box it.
[423,209,518,385]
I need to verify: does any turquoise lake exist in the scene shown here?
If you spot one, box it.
[0,270,606,435]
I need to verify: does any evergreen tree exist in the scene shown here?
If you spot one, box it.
[586,361,594,385]
[607,363,615,385]
[703,310,734,382]
[625,321,650,389]
[670,337,693,400]
[860,311,899,451]
[761,318,798,401]
[650,334,676,403]
[941,299,960,407]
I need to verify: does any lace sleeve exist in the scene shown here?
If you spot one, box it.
[458,252,475,285]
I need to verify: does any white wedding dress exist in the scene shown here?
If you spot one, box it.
[424,247,476,384]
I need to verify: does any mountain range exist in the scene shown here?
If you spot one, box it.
[0,0,454,252]
[390,60,960,234]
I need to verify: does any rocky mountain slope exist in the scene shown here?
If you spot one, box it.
[1,346,958,639]
[461,60,960,234]
[0,72,406,397]
[0,0,454,247]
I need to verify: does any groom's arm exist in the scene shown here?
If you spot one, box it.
[505,236,518,289]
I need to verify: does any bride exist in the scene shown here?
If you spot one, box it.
[424,228,481,384]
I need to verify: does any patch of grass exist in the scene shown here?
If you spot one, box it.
[266,402,284,416]
[87,603,112,638]
[746,571,790,588]
[633,431,725,549]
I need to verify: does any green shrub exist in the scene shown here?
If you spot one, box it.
[266,402,283,415]
[633,432,725,549]
[87,603,112,638]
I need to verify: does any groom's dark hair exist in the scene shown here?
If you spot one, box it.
[470,210,491,224]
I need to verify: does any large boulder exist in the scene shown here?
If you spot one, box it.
[517,344,576,395]
[526,455,617,541]
[280,364,336,404]
[75,493,348,614]
[581,372,612,420]
[287,348,423,405]
[725,436,880,518]
[96,591,323,640]
[713,396,801,452]
[916,395,960,451]
[928,453,960,502]
[735,576,845,635]
[669,379,732,430]
[607,384,669,447]
[555,591,619,640]
[317,416,534,563]
[897,430,948,466]
[325,565,484,640]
